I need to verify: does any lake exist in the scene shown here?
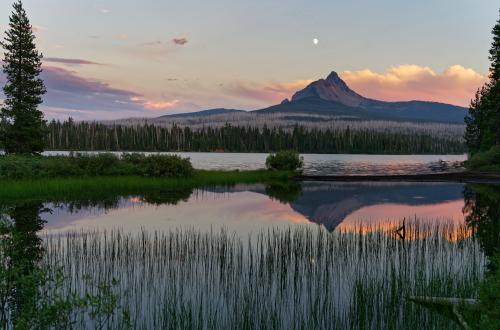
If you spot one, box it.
[43,151,467,175]
[1,153,497,329]
[42,181,466,236]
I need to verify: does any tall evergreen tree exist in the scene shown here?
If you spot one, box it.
[465,9,500,153]
[490,10,500,145]
[489,9,500,83]
[0,1,46,154]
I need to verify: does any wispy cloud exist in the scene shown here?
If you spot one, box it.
[0,64,199,120]
[341,64,487,106]
[41,66,139,98]
[44,57,105,66]
[143,100,180,110]
[114,33,129,41]
[141,41,163,46]
[172,37,188,46]
[32,25,47,32]
[224,79,313,104]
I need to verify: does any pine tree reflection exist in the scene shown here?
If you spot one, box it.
[0,202,49,326]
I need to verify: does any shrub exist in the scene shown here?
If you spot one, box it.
[0,153,195,179]
[266,150,303,171]
[142,155,194,178]
[465,146,500,172]
[72,153,124,176]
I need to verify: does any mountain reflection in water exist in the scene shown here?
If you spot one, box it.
[1,182,498,328]
[0,181,473,236]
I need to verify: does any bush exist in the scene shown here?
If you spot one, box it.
[465,146,500,172]
[265,150,303,171]
[142,155,194,178]
[0,153,195,179]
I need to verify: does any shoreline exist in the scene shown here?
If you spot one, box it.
[295,171,500,184]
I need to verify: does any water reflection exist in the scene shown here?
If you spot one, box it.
[0,202,47,326]
[463,185,500,263]
[0,182,476,234]
[0,182,498,245]
[1,182,498,328]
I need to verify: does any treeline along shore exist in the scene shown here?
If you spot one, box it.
[39,120,466,154]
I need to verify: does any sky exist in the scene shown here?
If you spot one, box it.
[0,0,498,120]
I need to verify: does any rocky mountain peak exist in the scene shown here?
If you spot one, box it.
[291,70,368,107]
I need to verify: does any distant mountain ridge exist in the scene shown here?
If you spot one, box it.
[158,71,468,124]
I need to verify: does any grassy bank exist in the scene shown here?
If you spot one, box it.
[0,170,293,201]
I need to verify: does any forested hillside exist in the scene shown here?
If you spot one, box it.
[42,120,466,154]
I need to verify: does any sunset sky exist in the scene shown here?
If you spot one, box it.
[0,0,498,120]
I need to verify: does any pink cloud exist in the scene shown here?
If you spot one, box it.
[225,79,313,104]
[340,65,487,106]
[143,99,180,110]
[172,37,188,46]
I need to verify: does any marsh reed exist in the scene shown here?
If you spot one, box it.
[42,222,485,329]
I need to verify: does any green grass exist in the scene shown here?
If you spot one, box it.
[0,170,293,201]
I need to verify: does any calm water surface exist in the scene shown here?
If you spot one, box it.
[43,151,467,175]
[39,181,468,236]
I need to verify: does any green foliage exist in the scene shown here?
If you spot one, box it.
[265,182,303,203]
[266,150,303,171]
[477,255,500,329]
[142,154,194,177]
[465,10,500,154]
[43,120,467,154]
[0,1,47,155]
[0,170,293,201]
[0,204,128,328]
[464,146,500,172]
[0,153,195,179]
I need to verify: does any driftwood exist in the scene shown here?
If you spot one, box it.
[295,172,500,184]
[408,296,480,307]
[408,296,481,330]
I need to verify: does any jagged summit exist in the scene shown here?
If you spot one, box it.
[291,71,368,107]
[325,71,341,83]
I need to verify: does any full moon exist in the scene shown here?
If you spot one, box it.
[313,38,319,45]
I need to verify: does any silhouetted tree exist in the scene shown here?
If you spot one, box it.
[0,1,46,154]
[465,9,500,153]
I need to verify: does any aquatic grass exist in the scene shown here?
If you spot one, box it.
[41,222,486,329]
[0,170,293,201]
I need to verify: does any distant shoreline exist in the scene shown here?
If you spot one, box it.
[295,172,500,184]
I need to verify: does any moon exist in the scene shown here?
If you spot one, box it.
[313,38,319,45]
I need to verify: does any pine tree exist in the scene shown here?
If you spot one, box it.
[0,1,46,154]
[488,9,500,145]
[465,9,500,152]
[464,88,484,154]
[489,9,500,83]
